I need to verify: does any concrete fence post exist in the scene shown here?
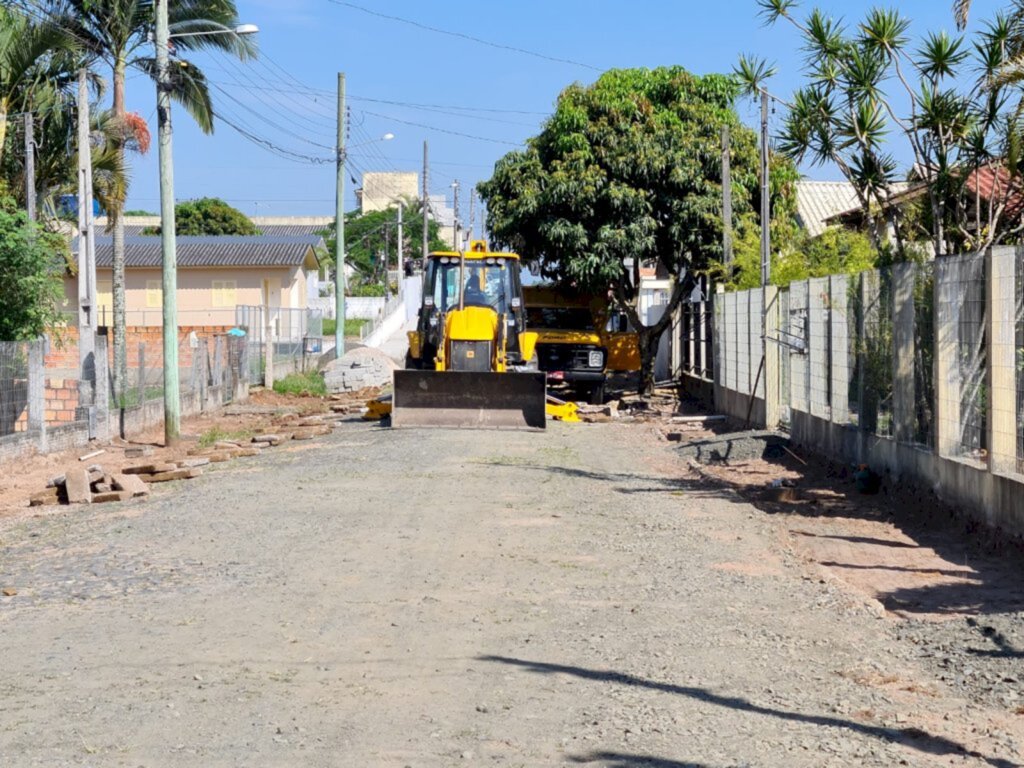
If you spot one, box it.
[28,339,46,453]
[214,336,225,404]
[892,263,917,444]
[808,277,829,419]
[988,247,1017,475]
[934,258,961,458]
[136,343,145,408]
[829,274,850,424]
[764,285,781,430]
[712,285,724,411]
[94,335,110,440]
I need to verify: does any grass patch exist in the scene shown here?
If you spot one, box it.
[322,318,369,337]
[273,370,328,397]
[198,425,255,448]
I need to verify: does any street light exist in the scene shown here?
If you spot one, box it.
[155,4,257,445]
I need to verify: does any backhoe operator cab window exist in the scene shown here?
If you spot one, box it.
[429,258,513,313]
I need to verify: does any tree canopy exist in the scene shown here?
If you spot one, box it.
[143,197,258,236]
[478,66,797,391]
[320,199,448,285]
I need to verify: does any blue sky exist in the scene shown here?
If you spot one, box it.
[120,0,1005,218]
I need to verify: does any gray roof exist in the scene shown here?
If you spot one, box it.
[122,223,329,237]
[85,235,322,269]
[795,181,861,237]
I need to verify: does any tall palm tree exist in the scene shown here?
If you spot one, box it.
[0,5,78,166]
[37,0,256,405]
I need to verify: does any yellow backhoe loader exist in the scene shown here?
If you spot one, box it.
[371,241,576,429]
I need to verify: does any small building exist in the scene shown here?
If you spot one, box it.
[357,171,419,213]
[66,234,322,329]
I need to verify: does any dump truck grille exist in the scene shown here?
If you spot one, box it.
[450,340,492,372]
[537,343,604,371]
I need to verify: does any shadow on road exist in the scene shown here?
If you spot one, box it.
[567,752,713,767]
[479,655,1021,768]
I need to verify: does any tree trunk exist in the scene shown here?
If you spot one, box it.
[111,59,128,412]
[637,325,661,396]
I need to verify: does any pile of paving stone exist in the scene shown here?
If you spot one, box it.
[322,348,398,393]
[31,464,155,507]
[26,403,377,508]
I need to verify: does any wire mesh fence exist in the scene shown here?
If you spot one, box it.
[0,341,30,437]
[913,263,936,447]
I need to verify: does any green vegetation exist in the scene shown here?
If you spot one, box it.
[480,66,797,393]
[322,318,370,337]
[0,190,68,340]
[124,209,157,216]
[319,200,448,284]
[272,371,328,397]
[740,0,1024,255]
[142,197,259,236]
[198,425,255,448]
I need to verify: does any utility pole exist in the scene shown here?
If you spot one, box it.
[467,191,475,244]
[451,180,460,250]
[759,90,770,290]
[76,70,97,413]
[422,140,429,263]
[153,0,180,444]
[721,124,733,277]
[155,0,180,444]
[24,112,36,221]
[334,71,347,359]
[396,201,403,299]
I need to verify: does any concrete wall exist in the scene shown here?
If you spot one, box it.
[703,248,1024,538]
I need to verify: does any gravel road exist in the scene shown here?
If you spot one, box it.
[0,420,1020,767]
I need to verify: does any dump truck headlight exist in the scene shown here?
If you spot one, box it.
[588,351,604,368]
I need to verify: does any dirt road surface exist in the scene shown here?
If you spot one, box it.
[1,420,1021,767]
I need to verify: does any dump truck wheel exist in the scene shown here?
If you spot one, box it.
[587,381,606,405]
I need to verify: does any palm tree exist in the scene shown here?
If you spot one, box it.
[0,5,78,166]
[37,0,256,405]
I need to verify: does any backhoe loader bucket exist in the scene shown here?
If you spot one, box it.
[391,369,547,430]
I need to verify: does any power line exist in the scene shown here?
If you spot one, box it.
[360,110,522,147]
[348,95,549,117]
[323,0,602,72]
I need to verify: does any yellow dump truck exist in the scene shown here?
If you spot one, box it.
[523,286,640,404]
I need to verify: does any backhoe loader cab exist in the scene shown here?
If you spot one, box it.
[393,241,553,429]
[409,243,530,372]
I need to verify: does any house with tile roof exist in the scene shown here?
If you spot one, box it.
[65,233,322,328]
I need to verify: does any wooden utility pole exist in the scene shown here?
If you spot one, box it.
[396,201,404,298]
[24,112,36,221]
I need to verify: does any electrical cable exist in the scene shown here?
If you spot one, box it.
[322,0,601,72]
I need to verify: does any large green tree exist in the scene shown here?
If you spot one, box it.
[142,196,257,235]
[479,66,792,393]
[40,0,256,403]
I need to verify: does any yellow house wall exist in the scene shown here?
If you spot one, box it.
[64,266,306,327]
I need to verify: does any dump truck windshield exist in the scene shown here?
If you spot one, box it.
[526,307,596,331]
[431,261,512,313]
